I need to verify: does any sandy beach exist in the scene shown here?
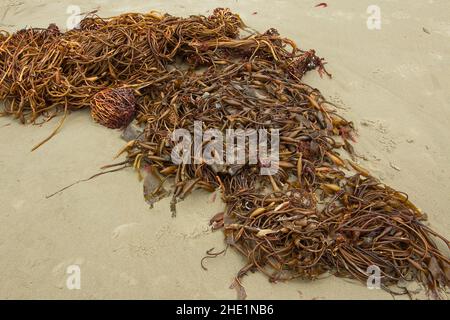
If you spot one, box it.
[0,0,449,299]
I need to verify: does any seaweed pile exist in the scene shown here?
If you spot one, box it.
[0,8,448,299]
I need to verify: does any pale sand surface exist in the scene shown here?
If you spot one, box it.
[0,0,449,299]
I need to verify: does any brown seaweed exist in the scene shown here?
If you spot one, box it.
[1,8,448,300]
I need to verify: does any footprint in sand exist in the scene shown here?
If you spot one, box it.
[111,222,139,239]
[12,199,25,210]
[111,223,155,258]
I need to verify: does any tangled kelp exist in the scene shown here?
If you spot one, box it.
[91,87,136,128]
[0,9,320,122]
[0,8,448,299]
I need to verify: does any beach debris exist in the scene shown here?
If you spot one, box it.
[91,88,136,129]
[45,162,129,199]
[121,120,144,142]
[0,8,448,300]
[142,166,169,207]
[210,212,224,230]
[390,162,401,171]
[315,3,328,8]
[201,247,227,271]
